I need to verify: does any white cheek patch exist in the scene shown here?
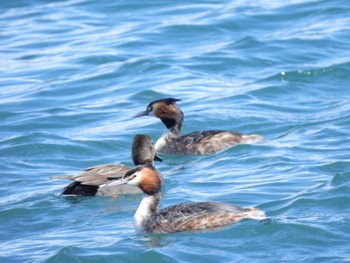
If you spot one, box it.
[127,172,142,186]
[149,107,156,117]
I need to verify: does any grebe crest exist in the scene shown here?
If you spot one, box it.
[113,165,266,234]
[51,134,162,197]
[134,98,263,155]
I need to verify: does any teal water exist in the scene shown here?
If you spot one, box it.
[1,0,350,262]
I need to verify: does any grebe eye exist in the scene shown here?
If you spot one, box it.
[147,106,153,112]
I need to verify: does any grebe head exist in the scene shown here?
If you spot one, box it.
[132,134,163,165]
[114,165,162,195]
[134,98,183,129]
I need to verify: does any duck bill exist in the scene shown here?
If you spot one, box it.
[154,154,163,162]
[133,110,149,118]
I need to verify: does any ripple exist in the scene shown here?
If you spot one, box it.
[1,0,350,262]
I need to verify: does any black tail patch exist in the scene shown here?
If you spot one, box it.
[62,181,98,196]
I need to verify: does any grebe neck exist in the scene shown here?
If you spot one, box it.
[134,192,161,231]
[159,109,184,137]
[154,126,180,150]
[168,121,182,137]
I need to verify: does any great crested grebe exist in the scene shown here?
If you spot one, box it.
[51,134,162,197]
[134,98,263,155]
[110,164,266,233]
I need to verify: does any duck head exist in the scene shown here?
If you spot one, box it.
[132,134,163,165]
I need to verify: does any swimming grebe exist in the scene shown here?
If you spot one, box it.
[134,98,263,155]
[110,164,266,233]
[51,134,162,197]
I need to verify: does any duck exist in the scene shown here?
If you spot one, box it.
[51,134,162,197]
[109,164,266,233]
[134,98,263,155]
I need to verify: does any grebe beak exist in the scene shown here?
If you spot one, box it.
[133,110,149,118]
[106,177,129,186]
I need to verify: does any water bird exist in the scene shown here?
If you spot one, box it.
[110,164,266,233]
[134,98,263,155]
[51,134,162,197]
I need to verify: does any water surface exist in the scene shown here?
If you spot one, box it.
[1,0,350,262]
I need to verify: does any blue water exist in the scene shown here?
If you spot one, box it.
[1,0,350,262]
